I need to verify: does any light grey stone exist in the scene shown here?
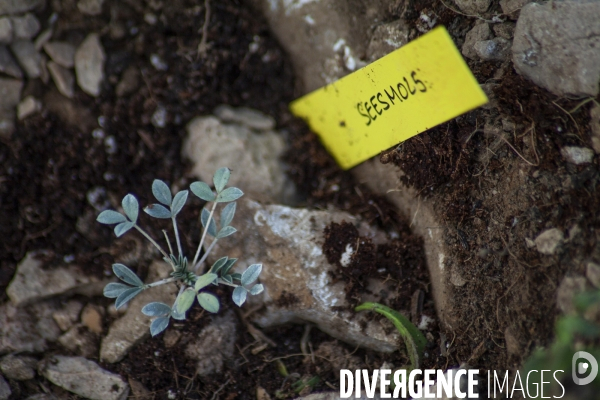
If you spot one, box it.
[185,312,236,376]
[533,228,564,255]
[473,37,511,61]
[586,262,600,289]
[0,45,22,78]
[115,65,139,96]
[7,252,97,306]
[454,0,491,15]
[10,39,42,78]
[0,375,10,400]
[42,356,129,400]
[0,17,12,43]
[48,61,74,98]
[17,95,41,120]
[512,1,600,97]
[0,0,44,16]
[450,268,467,287]
[366,19,409,62]
[43,41,75,68]
[52,300,84,331]
[560,146,594,165]
[0,354,37,380]
[58,324,98,358]
[214,104,275,131]
[11,13,40,40]
[500,0,532,19]
[150,105,167,128]
[183,115,296,204]
[209,197,400,353]
[462,23,492,60]
[33,28,52,51]
[0,76,22,109]
[74,33,105,97]
[100,261,178,363]
[557,275,587,315]
[77,0,104,16]
[246,0,389,92]
[0,301,61,355]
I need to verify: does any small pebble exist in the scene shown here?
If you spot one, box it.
[150,53,167,71]
[17,96,42,120]
[560,146,594,165]
[151,106,167,128]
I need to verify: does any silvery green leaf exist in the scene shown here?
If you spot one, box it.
[213,168,231,193]
[222,274,234,284]
[115,287,144,309]
[144,204,171,219]
[171,190,188,217]
[150,316,170,336]
[152,179,172,205]
[170,306,186,320]
[190,181,216,202]
[220,202,236,228]
[142,302,171,317]
[201,208,217,237]
[113,263,144,287]
[241,264,262,286]
[195,273,218,291]
[250,284,264,296]
[230,273,242,282]
[114,221,134,237]
[175,289,196,315]
[104,282,131,298]
[232,286,247,307]
[217,226,237,239]
[122,194,139,223]
[222,258,237,276]
[215,187,243,203]
[97,210,127,225]
[197,292,219,313]
[210,257,228,274]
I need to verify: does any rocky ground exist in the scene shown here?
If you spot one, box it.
[1,0,600,399]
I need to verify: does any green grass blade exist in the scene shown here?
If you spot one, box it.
[355,302,426,369]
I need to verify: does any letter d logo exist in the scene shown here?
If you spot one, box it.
[572,351,598,385]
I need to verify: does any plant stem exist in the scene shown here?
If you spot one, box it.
[191,202,218,267]
[145,277,177,288]
[172,217,183,257]
[134,225,169,259]
[163,230,174,255]
[193,238,218,273]
[217,278,238,288]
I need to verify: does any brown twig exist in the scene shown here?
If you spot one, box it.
[491,131,539,166]
[197,0,211,59]
[552,100,581,138]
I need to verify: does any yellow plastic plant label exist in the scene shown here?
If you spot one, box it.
[289,26,488,170]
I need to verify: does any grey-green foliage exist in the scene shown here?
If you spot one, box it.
[97,167,264,336]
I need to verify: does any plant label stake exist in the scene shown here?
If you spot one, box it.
[290,26,488,170]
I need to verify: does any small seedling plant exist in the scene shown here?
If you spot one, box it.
[97,168,264,336]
